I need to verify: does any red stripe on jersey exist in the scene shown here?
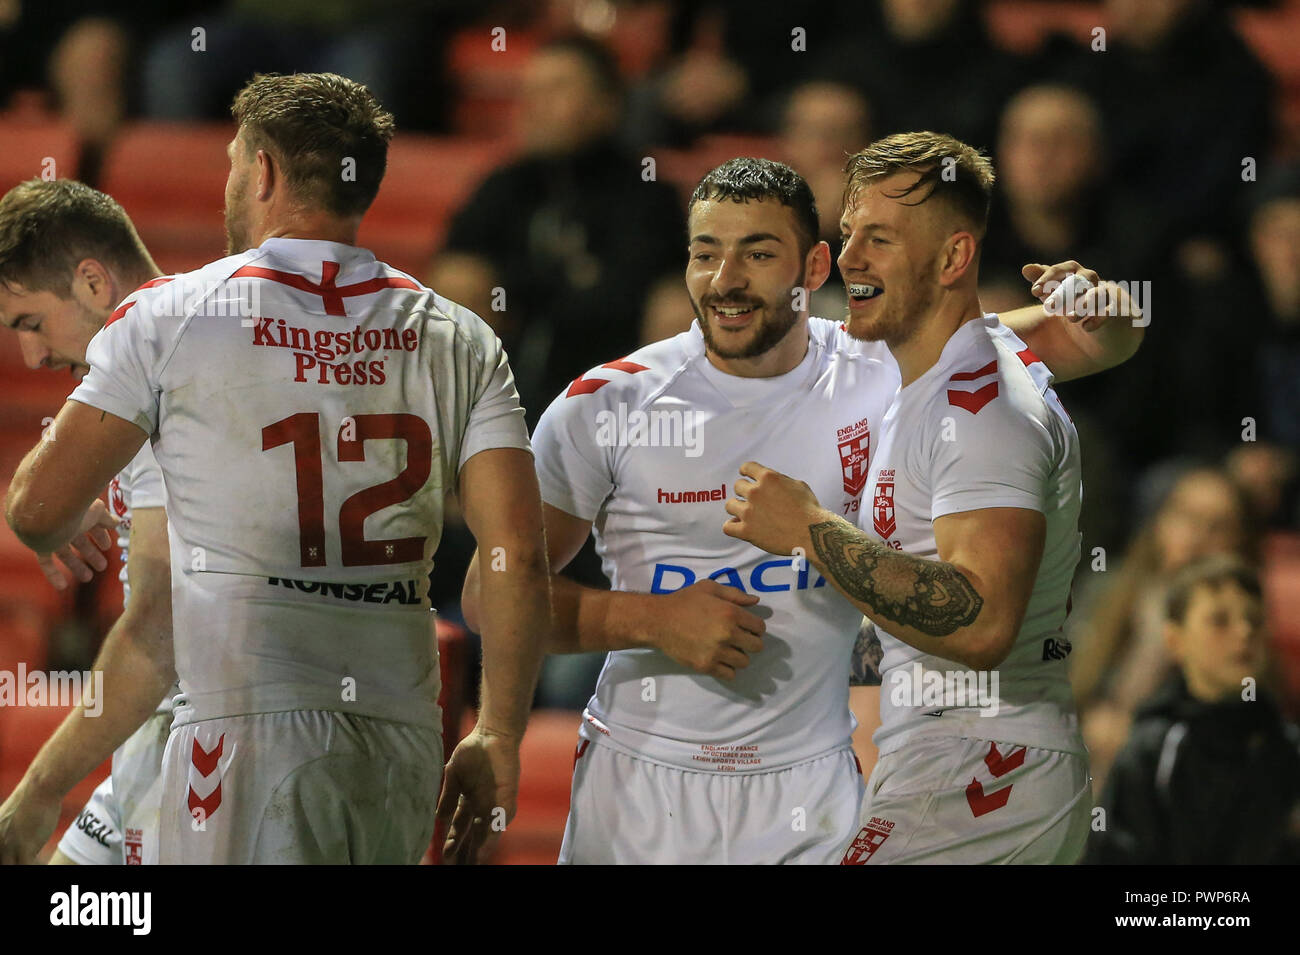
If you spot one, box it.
[946,381,999,414]
[566,357,650,397]
[1016,346,1042,367]
[948,359,998,382]
[232,261,420,316]
[104,275,176,328]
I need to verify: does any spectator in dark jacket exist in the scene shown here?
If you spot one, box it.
[430,35,684,427]
[1086,555,1300,864]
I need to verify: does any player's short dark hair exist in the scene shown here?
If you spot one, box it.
[0,178,153,297]
[1165,554,1261,624]
[688,158,820,256]
[231,72,396,218]
[541,34,624,99]
[843,131,995,239]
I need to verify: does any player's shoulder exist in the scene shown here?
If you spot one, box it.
[105,247,271,329]
[926,316,1056,427]
[551,326,700,413]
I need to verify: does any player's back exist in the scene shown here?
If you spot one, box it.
[78,237,525,728]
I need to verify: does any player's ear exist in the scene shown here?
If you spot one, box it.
[939,231,978,287]
[255,148,276,201]
[72,258,116,310]
[803,240,832,294]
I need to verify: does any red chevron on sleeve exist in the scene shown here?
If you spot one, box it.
[566,358,650,397]
[104,276,175,328]
[947,381,999,414]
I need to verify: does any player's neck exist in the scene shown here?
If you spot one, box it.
[704,318,809,379]
[253,214,360,249]
[891,294,983,388]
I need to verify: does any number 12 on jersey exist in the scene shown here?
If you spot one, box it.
[262,412,433,568]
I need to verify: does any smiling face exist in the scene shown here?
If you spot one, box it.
[686,197,821,370]
[836,170,957,347]
[0,278,107,378]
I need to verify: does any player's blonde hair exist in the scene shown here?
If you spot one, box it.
[843,132,996,239]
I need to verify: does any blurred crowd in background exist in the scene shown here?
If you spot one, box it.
[2,0,1300,862]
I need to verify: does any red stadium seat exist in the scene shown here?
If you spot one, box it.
[447,27,541,138]
[488,709,580,865]
[0,114,80,193]
[359,135,511,276]
[98,123,234,275]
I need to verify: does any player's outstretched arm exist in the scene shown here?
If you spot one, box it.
[462,503,766,680]
[724,462,1044,670]
[439,447,552,865]
[5,400,147,555]
[0,506,175,865]
[1000,260,1144,383]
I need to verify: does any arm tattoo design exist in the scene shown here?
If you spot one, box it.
[809,520,983,637]
[849,619,883,687]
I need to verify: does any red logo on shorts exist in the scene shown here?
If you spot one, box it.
[837,418,871,496]
[841,816,894,865]
[872,473,896,539]
[124,827,143,865]
[187,734,226,821]
[965,742,1028,817]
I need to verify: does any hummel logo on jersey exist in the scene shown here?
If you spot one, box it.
[658,484,726,504]
[947,359,1000,414]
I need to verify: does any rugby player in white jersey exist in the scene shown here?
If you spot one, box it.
[0,179,178,866]
[4,73,551,864]
[725,133,1142,863]
[462,157,1140,863]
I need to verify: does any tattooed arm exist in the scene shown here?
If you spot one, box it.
[849,619,883,686]
[724,462,1045,670]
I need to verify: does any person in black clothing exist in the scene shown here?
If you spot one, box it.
[1085,555,1300,864]
[431,35,685,429]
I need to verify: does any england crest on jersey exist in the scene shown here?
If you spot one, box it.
[837,417,871,496]
[872,470,896,539]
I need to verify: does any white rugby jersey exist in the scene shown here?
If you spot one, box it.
[71,237,530,729]
[862,315,1085,756]
[533,316,898,772]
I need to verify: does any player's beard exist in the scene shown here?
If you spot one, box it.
[224,180,251,255]
[844,255,940,348]
[692,268,805,361]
